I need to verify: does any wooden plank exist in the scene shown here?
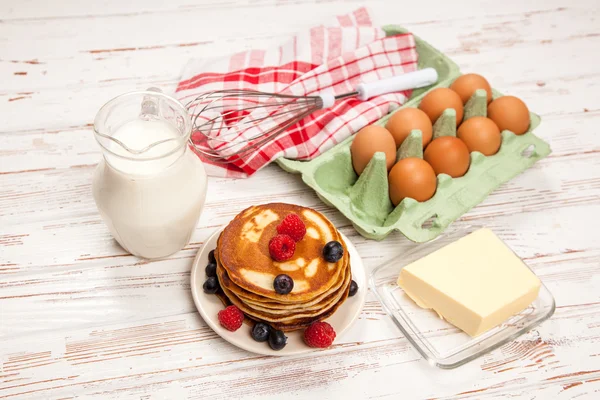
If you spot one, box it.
[2,6,596,93]
[0,301,598,399]
[1,0,590,23]
[1,199,599,337]
[1,106,598,174]
[1,151,598,233]
[1,6,598,134]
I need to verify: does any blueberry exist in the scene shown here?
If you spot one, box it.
[268,329,287,350]
[273,274,294,295]
[203,276,219,294]
[323,241,344,263]
[205,262,217,278]
[348,280,358,297]
[208,249,216,264]
[251,322,271,342]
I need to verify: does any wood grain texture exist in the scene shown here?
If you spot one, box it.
[1,0,599,398]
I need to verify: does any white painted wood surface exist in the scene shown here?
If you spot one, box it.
[1,0,599,398]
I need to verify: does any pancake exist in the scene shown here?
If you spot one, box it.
[220,271,351,331]
[217,203,347,303]
[217,260,350,316]
[220,270,350,321]
[239,278,344,311]
[219,251,349,310]
[214,203,352,331]
[259,279,351,332]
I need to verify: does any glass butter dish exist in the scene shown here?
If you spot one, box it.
[370,226,555,369]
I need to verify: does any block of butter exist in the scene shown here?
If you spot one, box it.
[397,228,541,337]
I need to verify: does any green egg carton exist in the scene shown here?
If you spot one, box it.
[276,25,551,242]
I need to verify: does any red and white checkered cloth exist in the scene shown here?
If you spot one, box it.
[175,8,418,178]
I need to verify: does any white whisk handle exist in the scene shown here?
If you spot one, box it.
[355,68,438,101]
[318,93,336,109]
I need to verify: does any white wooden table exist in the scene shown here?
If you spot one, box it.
[1,0,599,398]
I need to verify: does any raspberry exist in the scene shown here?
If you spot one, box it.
[303,321,336,348]
[218,305,244,331]
[269,234,296,261]
[276,213,306,242]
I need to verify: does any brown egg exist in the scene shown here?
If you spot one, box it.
[487,96,530,135]
[385,108,433,148]
[457,117,502,156]
[424,136,470,178]
[418,87,464,126]
[350,125,397,175]
[450,73,493,104]
[389,158,437,205]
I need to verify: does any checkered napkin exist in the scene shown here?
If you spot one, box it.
[175,8,418,178]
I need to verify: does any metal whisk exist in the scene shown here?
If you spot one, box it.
[185,68,438,163]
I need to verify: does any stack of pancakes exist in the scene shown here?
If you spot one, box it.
[215,203,351,331]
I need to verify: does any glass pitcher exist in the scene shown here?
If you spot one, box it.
[92,89,207,259]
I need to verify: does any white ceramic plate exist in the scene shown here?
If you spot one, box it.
[190,227,367,356]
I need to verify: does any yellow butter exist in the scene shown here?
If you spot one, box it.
[397,228,541,337]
